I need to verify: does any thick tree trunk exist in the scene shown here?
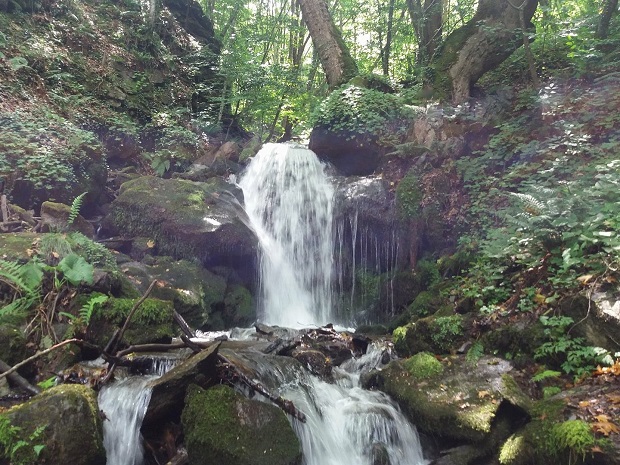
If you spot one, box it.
[407,0,443,66]
[297,0,358,89]
[432,0,538,103]
[597,0,619,40]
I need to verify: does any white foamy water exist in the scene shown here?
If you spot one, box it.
[239,143,335,328]
[232,344,428,465]
[98,359,176,465]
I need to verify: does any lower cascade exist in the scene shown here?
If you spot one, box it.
[98,358,176,465]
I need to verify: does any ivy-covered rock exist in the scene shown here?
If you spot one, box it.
[181,384,302,465]
[393,313,467,356]
[0,384,105,465]
[102,176,257,286]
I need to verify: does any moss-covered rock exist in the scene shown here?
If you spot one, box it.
[498,393,618,465]
[181,384,302,465]
[88,297,174,347]
[40,201,95,238]
[394,313,466,356]
[364,355,530,445]
[0,325,27,366]
[1,384,105,465]
[119,256,246,330]
[102,176,257,285]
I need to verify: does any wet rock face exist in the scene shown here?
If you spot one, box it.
[182,384,302,465]
[309,126,382,176]
[1,384,106,465]
[101,176,258,286]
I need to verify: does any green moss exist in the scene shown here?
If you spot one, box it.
[499,432,526,464]
[222,284,255,327]
[550,420,596,463]
[403,352,444,379]
[395,171,422,219]
[407,291,438,319]
[182,385,301,465]
[95,297,174,345]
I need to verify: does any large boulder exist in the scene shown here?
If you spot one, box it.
[310,126,382,176]
[143,342,220,428]
[181,384,302,465]
[364,354,531,463]
[0,384,106,465]
[119,256,255,330]
[102,176,258,285]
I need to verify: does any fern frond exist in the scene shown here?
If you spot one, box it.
[0,259,35,296]
[79,295,108,326]
[68,192,87,225]
[508,192,545,216]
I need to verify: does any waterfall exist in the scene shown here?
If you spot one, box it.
[228,343,428,465]
[98,358,177,465]
[239,143,335,328]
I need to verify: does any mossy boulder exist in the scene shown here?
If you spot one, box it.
[497,387,619,465]
[393,313,466,356]
[88,297,174,347]
[1,384,105,465]
[102,176,257,285]
[363,355,531,445]
[181,384,302,465]
[40,201,95,238]
[0,325,27,366]
[119,256,254,330]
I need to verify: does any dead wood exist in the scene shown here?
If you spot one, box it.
[0,358,41,395]
[218,353,307,423]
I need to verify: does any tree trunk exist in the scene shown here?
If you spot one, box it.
[297,0,358,89]
[431,0,538,103]
[407,0,443,66]
[597,0,619,40]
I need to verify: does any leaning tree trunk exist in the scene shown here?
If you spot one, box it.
[597,0,619,40]
[297,0,358,89]
[432,0,538,103]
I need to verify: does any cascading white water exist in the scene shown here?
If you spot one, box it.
[98,358,177,465]
[238,143,427,464]
[290,347,428,465]
[229,343,428,465]
[239,143,335,328]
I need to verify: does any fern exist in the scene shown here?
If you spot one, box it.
[67,192,87,225]
[0,260,42,320]
[79,295,108,326]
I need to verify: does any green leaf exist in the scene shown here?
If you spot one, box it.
[58,253,94,286]
[33,444,45,457]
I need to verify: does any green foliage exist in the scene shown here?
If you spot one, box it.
[57,253,94,286]
[311,84,417,143]
[534,316,609,379]
[396,171,422,219]
[431,315,463,352]
[466,341,484,365]
[0,259,44,320]
[403,352,444,379]
[67,232,117,269]
[0,416,46,465]
[67,193,87,225]
[531,369,562,383]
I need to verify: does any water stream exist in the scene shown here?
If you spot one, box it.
[239,143,428,465]
[98,358,177,465]
[239,143,335,328]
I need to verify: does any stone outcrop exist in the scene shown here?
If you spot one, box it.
[364,355,531,464]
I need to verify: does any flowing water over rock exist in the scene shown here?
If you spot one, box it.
[98,358,177,465]
[239,143,335,327]
[239,144,427,464]
[228,342,428,465]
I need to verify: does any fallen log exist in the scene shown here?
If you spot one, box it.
[217,353,307,423]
